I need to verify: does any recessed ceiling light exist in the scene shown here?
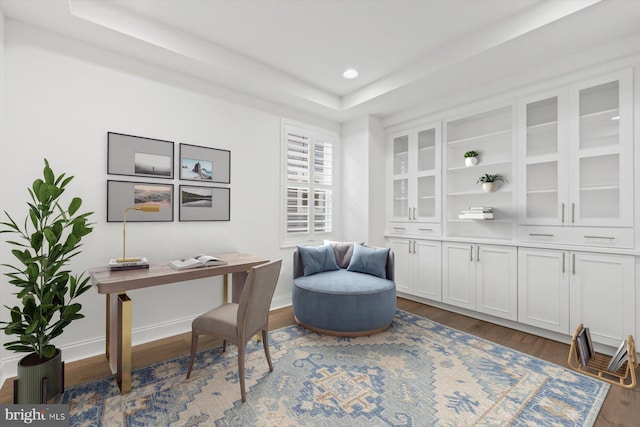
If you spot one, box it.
[343,69,359,79]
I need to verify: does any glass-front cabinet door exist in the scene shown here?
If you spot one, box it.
[415,127,439,220]
[392,133,410,220]
[569,69,633,227]
[518,90,568,225]
[518,68,633,228]
[388,124,441,226]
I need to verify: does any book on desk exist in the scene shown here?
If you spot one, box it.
[169,255,227,270]
[109,257,149,271]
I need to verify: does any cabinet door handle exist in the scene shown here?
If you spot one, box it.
[529,233,554,237]
[470,245,474,262]
[393,227,406,231]
[562,252,566,274]
[561,203,565,224]
[584,235,615,240]
[418,228,433,232]
[572,253,576,275]
[476,245,480,262]
[571,203,575,224]
[412,207,416,220]
[408,241,412,254]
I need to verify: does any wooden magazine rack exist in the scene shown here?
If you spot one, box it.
[568,324,637,389]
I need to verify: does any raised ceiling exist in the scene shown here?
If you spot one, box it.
[1,0,640,123]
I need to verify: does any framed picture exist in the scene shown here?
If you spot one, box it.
[107,180,174,222]
[179,185,230,221]
[108,132,174,179]
[179,143,230,183]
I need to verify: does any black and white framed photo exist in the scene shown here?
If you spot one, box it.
[179,185,230,221]
[107,180,174,222]
[108,132,174,179]
[179,143,230,183]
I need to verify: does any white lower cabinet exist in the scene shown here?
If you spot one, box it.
[517,248,569,334]
[570,252,635,347]
[442,242,517,321]
[388,238,441,302]
[518,248,635,346]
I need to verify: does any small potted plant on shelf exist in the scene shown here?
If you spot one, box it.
[464,150,479,167]
[477,173,504,192]
[1,159,93,403]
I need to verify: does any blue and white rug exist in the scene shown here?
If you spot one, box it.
[63,310,608,426]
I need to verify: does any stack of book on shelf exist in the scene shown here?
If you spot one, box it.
[458,206,494,220]
[109,257,150,271]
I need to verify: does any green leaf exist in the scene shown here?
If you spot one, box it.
[43,164,54,184]
[25,319,39,334]
[37,183,51,203]
[43,227,58,246]
[42,345,56,359]
[68,197,82,216]
[30,231,43,252]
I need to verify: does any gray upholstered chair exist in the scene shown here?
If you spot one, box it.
[185,259,282,402]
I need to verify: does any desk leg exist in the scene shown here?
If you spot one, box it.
[223,274,229,304]
[108,293,132,394]
[105,295,110,363]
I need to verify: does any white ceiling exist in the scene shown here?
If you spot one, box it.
[1,0,640,123]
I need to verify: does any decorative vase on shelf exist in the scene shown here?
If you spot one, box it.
[482,182,498,192]
[465,157,478,167]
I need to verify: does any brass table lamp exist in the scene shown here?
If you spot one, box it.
[116,205,160,263]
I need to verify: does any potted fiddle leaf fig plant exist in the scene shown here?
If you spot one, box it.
[477,173,505,192]
[1,159,93,403]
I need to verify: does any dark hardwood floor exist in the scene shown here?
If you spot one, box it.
[1,298,637,425]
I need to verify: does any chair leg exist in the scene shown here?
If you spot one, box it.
[238,344,246,402]
[262,330,273,372]
[186,332,199,379]
[222,340,227,353]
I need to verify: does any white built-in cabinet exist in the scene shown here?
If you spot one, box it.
[442,242,517,321]
[518,69,634,247]
[384,67,637,349]
[389,238,441,302]
[388,123,441,236]
[518,247,635,346]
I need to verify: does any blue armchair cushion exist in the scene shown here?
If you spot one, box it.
[297,243,340,276]
[346,243,390,279]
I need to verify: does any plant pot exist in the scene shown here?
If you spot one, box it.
[465,157,478,167]
[481,182,498,192]
[15,349,63,403]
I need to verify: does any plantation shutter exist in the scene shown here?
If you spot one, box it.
[284,124,334,243]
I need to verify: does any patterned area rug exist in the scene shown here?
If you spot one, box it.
[63,310,608,426]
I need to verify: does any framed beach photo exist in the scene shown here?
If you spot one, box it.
[179,143,230,183]
[179,185,230,221]
[107,180,174,222]
[108,132,174,179]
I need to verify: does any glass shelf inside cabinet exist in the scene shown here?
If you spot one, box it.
[418,129,436,172]
[393,135,409,175]
[579,81,620,150]
[526,97,558,157]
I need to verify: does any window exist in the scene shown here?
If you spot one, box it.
[282,121,336,245]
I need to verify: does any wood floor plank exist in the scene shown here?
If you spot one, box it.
[0,299,637,426]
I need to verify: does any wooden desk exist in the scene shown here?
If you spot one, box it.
[89,252,269,394]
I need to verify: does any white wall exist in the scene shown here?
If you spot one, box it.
[341,115,386,247]
[341,117,369,242]
[0,21,340,381]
